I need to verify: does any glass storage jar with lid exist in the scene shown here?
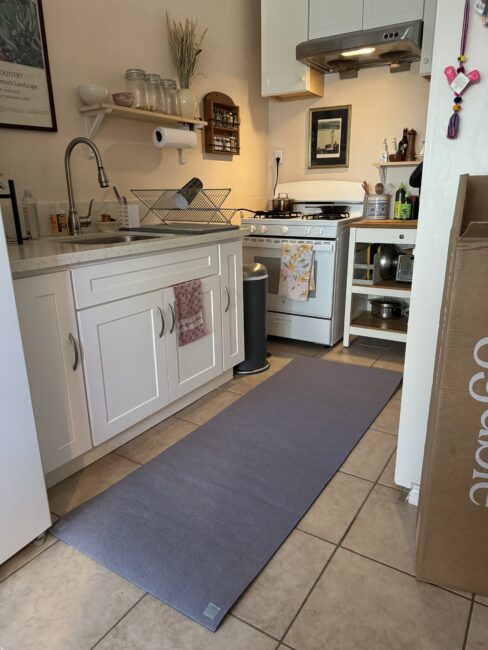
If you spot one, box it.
[124,68,148,109]
[145,73,163,112]
[161,79,181,116]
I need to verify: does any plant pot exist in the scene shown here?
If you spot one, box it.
[177,88,197,119]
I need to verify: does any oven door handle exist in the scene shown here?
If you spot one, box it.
[244,238,335,252]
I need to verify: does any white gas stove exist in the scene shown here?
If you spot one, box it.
[241,180,364,346]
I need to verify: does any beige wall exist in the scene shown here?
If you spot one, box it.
[268,64,430,194]
[0,0,268,213]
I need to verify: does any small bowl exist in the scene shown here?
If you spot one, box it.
[77,84,109,105]
[96,220,120,233]
[112,92,134,108]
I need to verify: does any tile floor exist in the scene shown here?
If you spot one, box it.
[0,336,483,650]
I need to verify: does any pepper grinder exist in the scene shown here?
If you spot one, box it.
[406,129,417,162]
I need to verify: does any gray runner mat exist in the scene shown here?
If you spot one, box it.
[52,357,402,631]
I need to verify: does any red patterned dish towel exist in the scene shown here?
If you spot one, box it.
[173,279,206,346]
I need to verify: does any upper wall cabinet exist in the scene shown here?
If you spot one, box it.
[309,0,425,38]
[362,0,424,29]
[309,0,363,40]
[262,0,323,99]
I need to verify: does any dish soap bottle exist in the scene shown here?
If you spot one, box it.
[22,190,40,239]
[394,183,406,220]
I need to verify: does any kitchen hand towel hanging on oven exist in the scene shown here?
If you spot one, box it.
[278,242,315,301]
[173,279,206,346]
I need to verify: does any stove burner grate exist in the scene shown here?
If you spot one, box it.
[253,210,303,219]
[302,212,349,221]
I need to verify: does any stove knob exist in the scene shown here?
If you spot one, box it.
[260,225,267,234]
[305,226,312,235]
[281,226,289,234]
[250,225,257,234]
[318,227,324,235]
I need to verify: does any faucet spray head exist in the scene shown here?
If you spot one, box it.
[98,166,109,188]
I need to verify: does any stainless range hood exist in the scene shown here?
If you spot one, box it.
[296,21,423,79]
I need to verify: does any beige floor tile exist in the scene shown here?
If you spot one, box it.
[466,603,488,649]
[343,484,417,575]
[355,336,392,349]
[96,593,277,650]
[285,548,470,650]
[374,345,406,372]
[298,472,371,544]
[0,534,58,582]
[116,417,197,464]
[0,542,142,650]
[233,529,334,638]
[378,451,404,491]
[475,594,488,606]
[174,389,240,425]
[319,340,385,367]
[48,453,139,516]
[370,397,401,435]
[393,383,403,400]
[340,429,397,482]
[267,336,324,358]
[225,356,292,395]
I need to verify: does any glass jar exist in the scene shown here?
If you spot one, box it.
[161,79,181,116]
[124,68,147,109]
[145,73,163,112]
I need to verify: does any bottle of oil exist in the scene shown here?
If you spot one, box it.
[394,183,406,220]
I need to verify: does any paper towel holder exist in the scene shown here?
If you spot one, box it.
[153,126,197,165]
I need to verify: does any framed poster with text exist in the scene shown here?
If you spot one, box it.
[0,0,57,131]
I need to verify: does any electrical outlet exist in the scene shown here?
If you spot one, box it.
[273,149,284,164]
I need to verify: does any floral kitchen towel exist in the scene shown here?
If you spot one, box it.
[173,279,206,346]
[278,242,316,301]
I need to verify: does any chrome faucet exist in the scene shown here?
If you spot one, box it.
[64,137,109,235]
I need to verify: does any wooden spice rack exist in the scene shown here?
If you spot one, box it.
[203,92,240,156]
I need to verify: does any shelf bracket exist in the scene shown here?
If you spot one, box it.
[82,108,112,157]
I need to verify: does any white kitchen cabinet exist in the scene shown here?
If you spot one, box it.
[262,0,323,99]
[220,241,245,371]
[78,290,170,446]
[419,0,437,76]
[308,0,364,40]
[14,272,92,473]
[362,0,424,29]
[165,275,223,401]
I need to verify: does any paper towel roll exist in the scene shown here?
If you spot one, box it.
[152,127,197,150]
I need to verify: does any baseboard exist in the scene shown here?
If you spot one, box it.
[407,483,420,506]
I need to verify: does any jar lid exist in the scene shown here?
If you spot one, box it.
[145,73,161,82]
[161,78,177,87]
[125,68,146,78]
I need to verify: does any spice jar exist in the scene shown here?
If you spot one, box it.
[145,73,163,112]
[124,69,148,109]
[161,79,180,115]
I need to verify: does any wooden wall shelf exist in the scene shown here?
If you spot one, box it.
[203,92,240,156]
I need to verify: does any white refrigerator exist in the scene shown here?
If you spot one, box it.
[0,209,51,564]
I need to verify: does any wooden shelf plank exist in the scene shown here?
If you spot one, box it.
[352,220,418,229]
[351,310,409,334]
[78,103,207,127]
[352,280,411,298]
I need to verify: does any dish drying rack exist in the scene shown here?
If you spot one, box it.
[130,188,236,225]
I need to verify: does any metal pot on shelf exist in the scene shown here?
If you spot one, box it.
[369,298,404,320]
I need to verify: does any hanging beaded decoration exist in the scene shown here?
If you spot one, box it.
[445,0,480,139]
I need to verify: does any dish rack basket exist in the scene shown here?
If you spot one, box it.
[130,188,236,224]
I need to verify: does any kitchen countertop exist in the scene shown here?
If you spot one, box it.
[9,228,248,277]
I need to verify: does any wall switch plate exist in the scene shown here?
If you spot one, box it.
[273,149,283,164]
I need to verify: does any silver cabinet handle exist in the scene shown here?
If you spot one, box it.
[157,306,165,338]
[68,333,79,371]
[169,303,176,334]
[224,286,231,313]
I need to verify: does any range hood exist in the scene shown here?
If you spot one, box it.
[296,21,423,79]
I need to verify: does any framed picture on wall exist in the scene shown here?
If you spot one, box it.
[308,105,351,169]
[0,0,57,131]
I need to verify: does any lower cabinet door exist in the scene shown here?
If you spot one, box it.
[165,275,223,401]
[77,290,170,445]
[14,272,93,473]
[220,241,245,371]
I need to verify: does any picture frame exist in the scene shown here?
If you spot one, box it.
[0,0,57,131]
[308,105,351,169]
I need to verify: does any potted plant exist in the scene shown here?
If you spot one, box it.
[166,12,207,119]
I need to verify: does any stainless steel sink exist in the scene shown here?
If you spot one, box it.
[56,234,163,245]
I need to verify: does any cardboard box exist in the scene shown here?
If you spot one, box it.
[416,174,488,595]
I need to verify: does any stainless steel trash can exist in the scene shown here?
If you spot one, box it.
[234,263,270,375]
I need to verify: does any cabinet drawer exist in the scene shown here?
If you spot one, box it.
[354,228,417,246]
[71,245,219,309]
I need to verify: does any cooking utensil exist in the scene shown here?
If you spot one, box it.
[113,186,123,205]
[271,192,294,212]
[318,204,349,215]
[369,298,404,320]
[379,244,400,280]
[375,183,385,194]
[361,180,370,195]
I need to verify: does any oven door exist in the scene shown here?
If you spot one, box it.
[243,237,336,318]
